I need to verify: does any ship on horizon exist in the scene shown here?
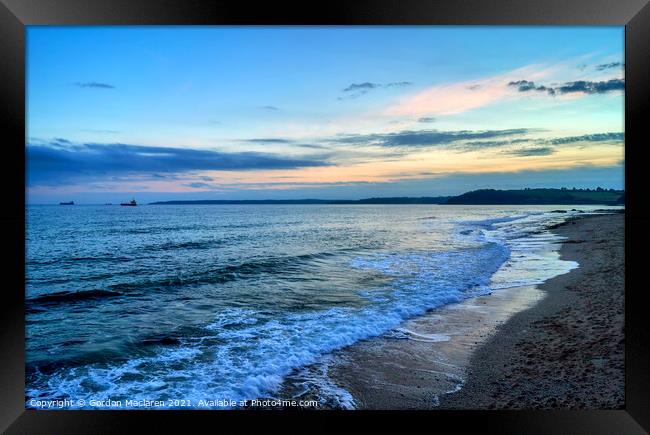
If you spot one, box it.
[59,201,74,205]
[120,198,137,206]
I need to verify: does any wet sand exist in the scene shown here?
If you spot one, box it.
[317,213,624,409]
[325,284,545,409]
[439,213,624,409]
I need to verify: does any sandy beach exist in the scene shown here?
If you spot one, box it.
[310,212,624,409]
[440,212,625,409]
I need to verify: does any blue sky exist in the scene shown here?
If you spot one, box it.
[26,26,624,203]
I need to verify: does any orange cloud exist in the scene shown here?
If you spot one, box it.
[385,64,558,118]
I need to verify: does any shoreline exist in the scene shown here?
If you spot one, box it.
[325,283,546,409]
[288,212,624,409]
[438,212,624,409]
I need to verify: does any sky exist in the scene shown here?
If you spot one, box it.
[26,26,625,203]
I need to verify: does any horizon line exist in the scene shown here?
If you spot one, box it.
[27,187,625,206]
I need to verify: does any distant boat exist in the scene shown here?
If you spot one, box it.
[59,201,74,205]
[120,198,137,206]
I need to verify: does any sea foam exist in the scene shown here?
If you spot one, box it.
[26,208,591,409]
[27,239,509,408]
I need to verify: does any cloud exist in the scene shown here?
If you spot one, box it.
[556,79,624,94]
[384,62,566,116]
[343,82,380,93]
[260,105,280,110]
[387,74,515,116]
[324,128,622,160]
[508,78,624,96]
[595,62,623,71]
[385,81,412,88]
[508,80,537,91]
[547,132,624,145]
[244,138,293,144]
[417,117,436,123]
[243,138,333,150]
[150,173,180,180]
[334,128,536,148]
[508,80,556,96]
[386,63,623,116]
[72,82,115,89]
[464,132,623,155]
[340,81,412,99]
[185,182,213,189]
[460,139,532,150]
[505,147,555,157]
[295,143,331,150]
[27,141,330,185]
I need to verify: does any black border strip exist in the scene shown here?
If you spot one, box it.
[1,0,649,433]
[624,1,650,431]
[1,0,647,25]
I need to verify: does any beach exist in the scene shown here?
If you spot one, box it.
[321,212,624,409]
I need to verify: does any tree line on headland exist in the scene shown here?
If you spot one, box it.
[150,188,625,206]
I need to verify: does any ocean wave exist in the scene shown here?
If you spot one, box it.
[140,239,224,253]
[105,250,350,292]
[27,289,123,305]
[26,241,510,408]
[461,213,532,227]
[27,249,355,306]
[459,210,580,292]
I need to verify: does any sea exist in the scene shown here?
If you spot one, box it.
[25,204,621,409]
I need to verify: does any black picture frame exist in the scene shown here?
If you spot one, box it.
[1,0,648,433]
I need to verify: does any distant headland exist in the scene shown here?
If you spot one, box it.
[150,188,624,206]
